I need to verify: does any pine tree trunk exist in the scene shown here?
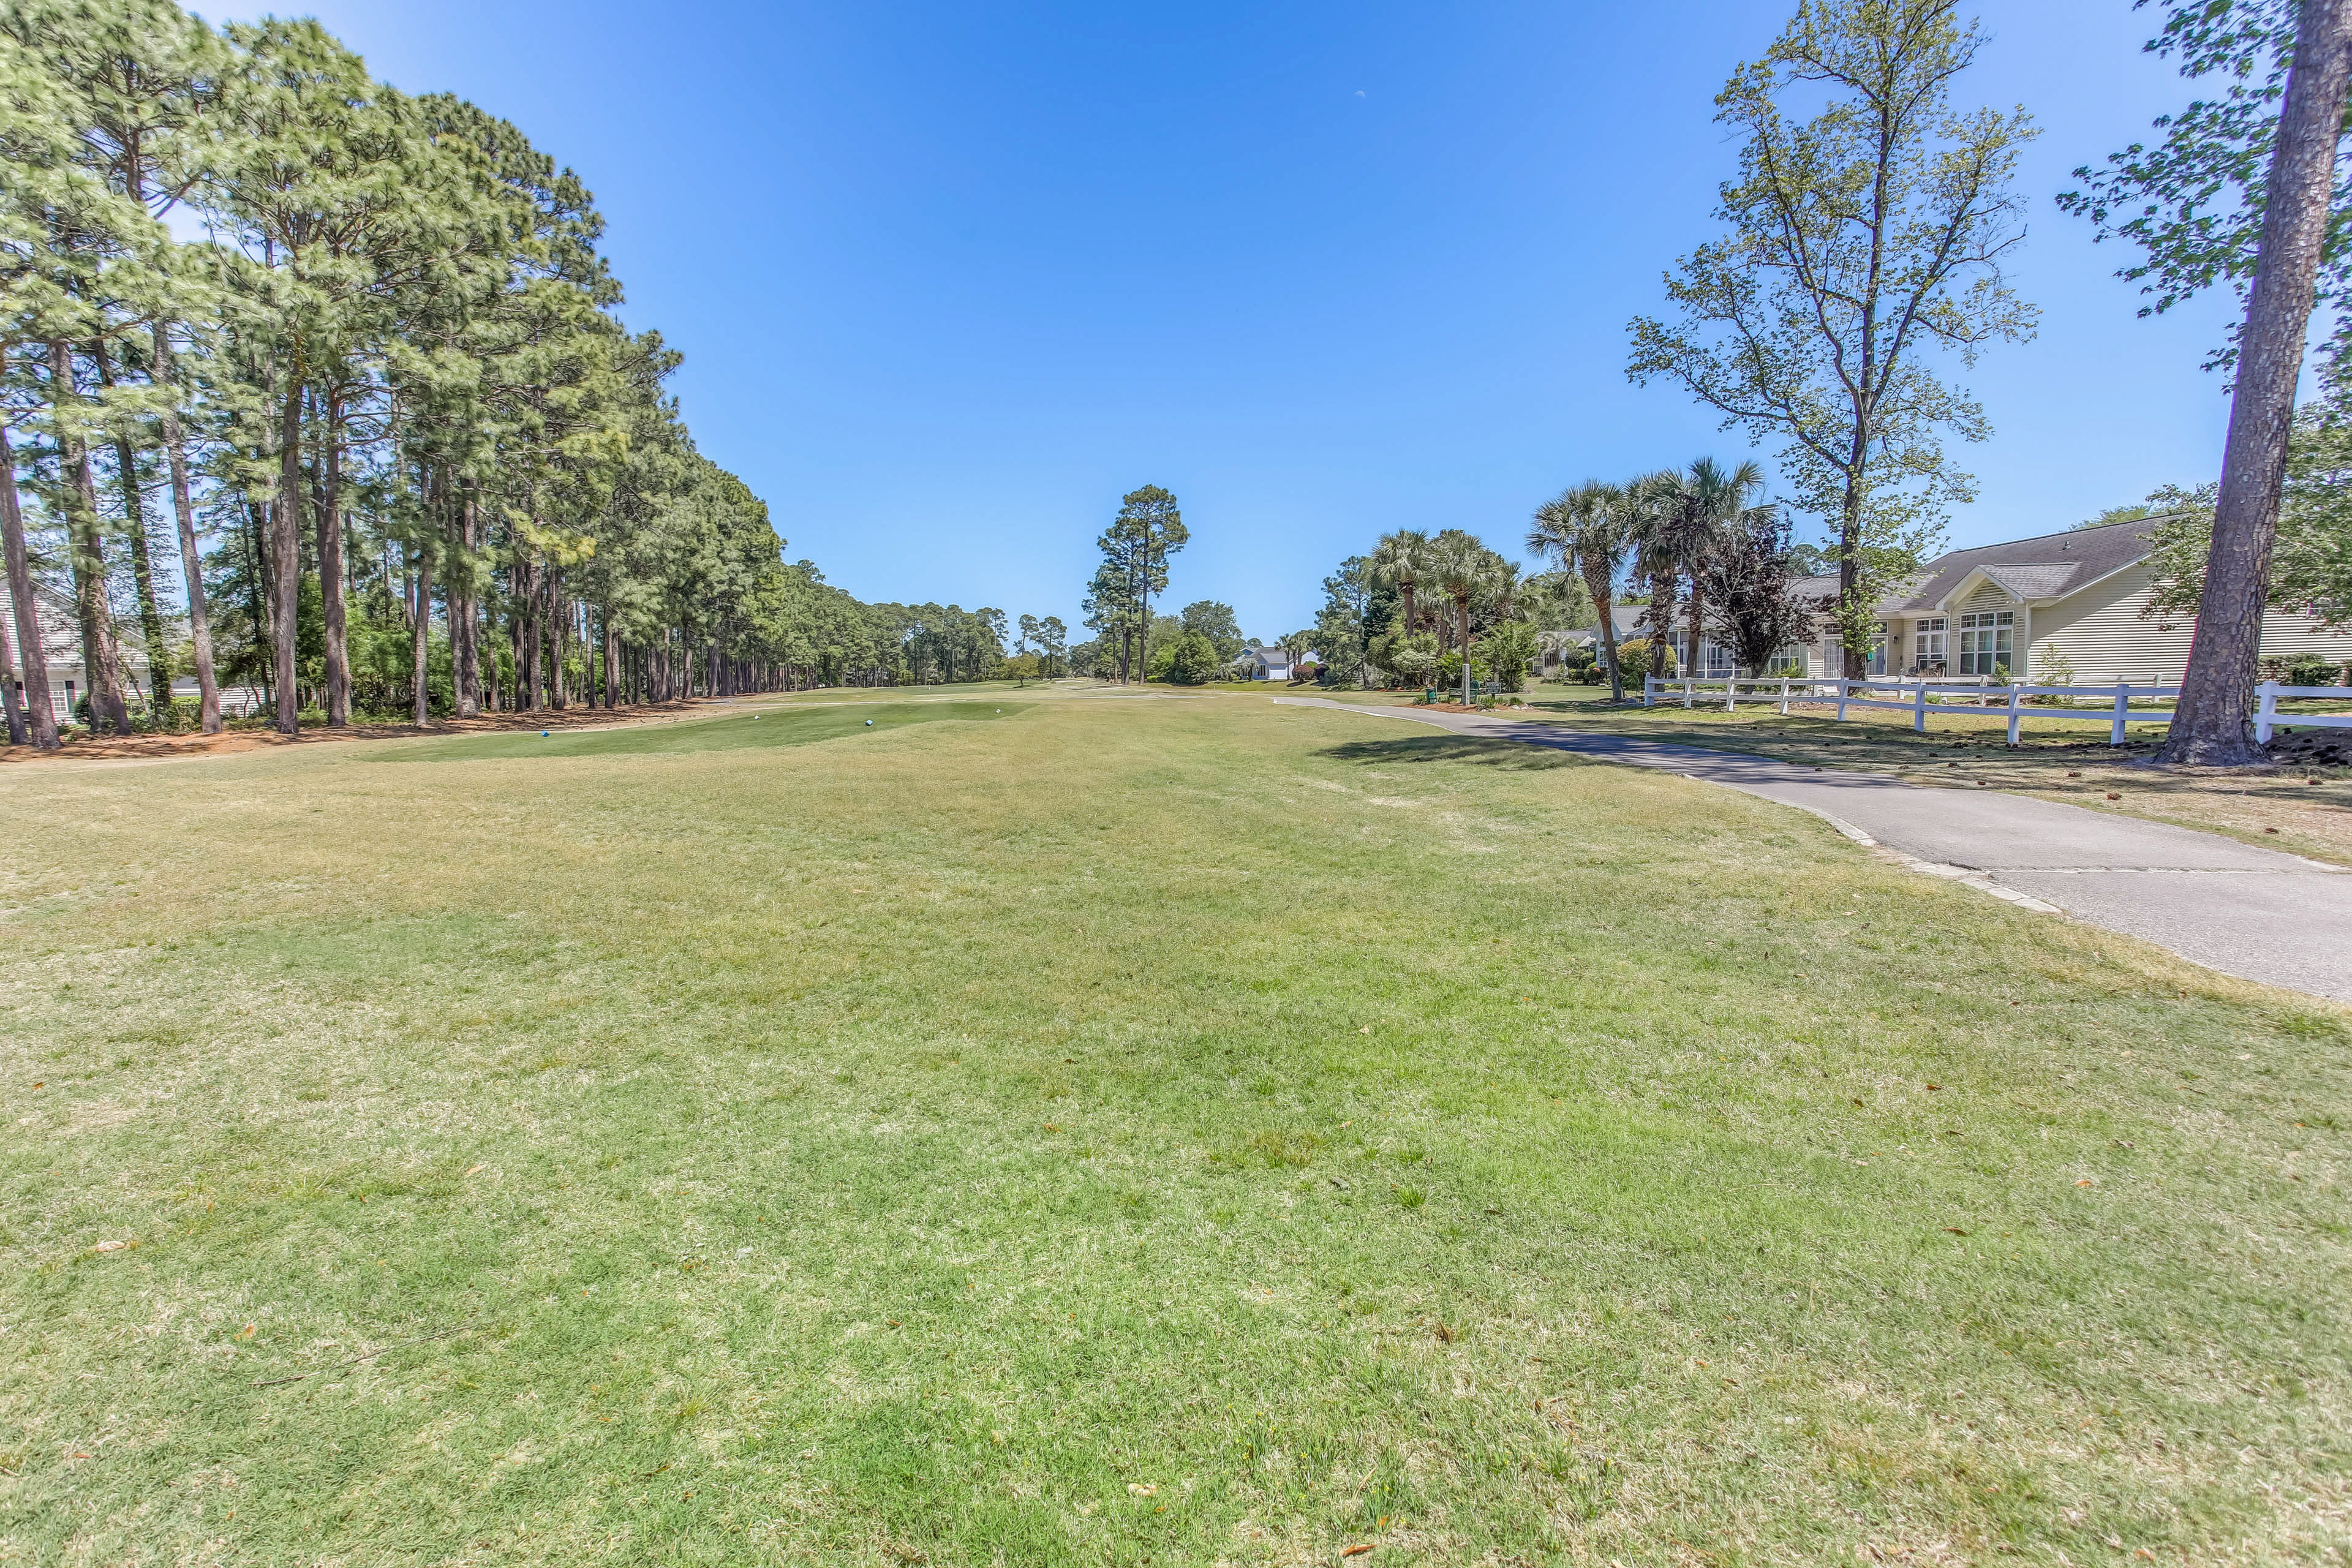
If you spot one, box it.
[483,592,502,714]
[548,571,567,709]
[452,487,480,716]
[1,418,58,750]
[0,653,21,747]
[521,560,543,712]
[116,434,171,716]
[412,537,434,726]
[246,501,273,714]
[2163,0,2352,765]
[51,342,130,733]
[91,342,173,720]
[317,392,349,726]
[273,371,303,735]
[151,328,220,734]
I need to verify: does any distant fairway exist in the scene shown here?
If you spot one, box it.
[378,699,1029,762]
[4,688,2345,1566]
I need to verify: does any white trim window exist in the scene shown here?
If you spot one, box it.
[1958,609,2015,676]
[1825,624,1890,675]
[1912,617,1947,672]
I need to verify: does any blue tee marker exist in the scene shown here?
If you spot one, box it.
[865,719,873,726]
[540,730,548,737]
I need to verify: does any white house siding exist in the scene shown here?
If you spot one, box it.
[2027,565,2181,682]
[1,587,91,724]
[2026,562,2352,684]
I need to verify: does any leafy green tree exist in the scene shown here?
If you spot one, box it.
[1177,598,1241,662]
[1087,484,1185,682]
[1479,618,1537,692]
[2063,0,2352,763]
[1162,628,1219,685]
[16,0,230,730]
[1627,0,2036,677]
[2146,391,2352,631]
[1312,554,1377,687]
[209,19,478,731]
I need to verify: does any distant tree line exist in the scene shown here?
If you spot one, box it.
[0,0,1011,751]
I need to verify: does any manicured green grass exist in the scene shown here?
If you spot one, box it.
[384,699,1027,762]
[1310,680,2352,869]
[3,692,2346,1565]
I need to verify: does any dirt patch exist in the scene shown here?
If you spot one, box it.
[1,699,730,765]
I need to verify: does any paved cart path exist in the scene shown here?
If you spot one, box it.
[1273,696,2352,1003]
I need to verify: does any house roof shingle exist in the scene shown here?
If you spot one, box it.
[1885,516,2162,612]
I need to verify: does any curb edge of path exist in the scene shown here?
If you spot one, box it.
[1266,695,2074,923]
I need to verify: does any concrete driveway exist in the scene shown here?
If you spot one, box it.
[1275,696,2352,1003]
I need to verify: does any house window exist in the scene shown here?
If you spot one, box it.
[1957,610,2015,676]
[1912,617,1947,672]
[1821,623,1888,675]
[1765,646,1807,676]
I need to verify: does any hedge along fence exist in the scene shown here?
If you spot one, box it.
[1643,676,2352,747]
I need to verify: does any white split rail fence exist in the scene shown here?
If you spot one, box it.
[1642,675,2352,747]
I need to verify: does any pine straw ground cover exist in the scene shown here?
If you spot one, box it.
[1,690,2346,1567]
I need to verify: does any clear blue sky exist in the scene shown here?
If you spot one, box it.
[213,0,2248,643]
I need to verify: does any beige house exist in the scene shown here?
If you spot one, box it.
[1636,514,2352,684]
[3,580,262,726]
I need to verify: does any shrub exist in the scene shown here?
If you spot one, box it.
[1479,620,1538,692]
[2286,653,2342,689]
[1164,630,1222,686]
[1610,641,1675,687]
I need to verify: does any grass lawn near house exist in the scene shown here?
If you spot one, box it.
[1295,681,2352,870]
[3,692,2348,1566]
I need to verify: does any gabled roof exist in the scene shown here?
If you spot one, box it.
[1886,515,2166,613]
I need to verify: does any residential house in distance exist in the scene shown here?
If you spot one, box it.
[2,579,263,725]
[1239,642,1294,682]
[1575,515,2352,683]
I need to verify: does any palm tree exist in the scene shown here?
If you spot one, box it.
[1427,528,1498,705]
[1370,529,1433,638]
[1635,458,1766,678]
[1529,481,1630,702]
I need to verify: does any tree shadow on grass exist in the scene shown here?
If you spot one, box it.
[1314,736,1585,771]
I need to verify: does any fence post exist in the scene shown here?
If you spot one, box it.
[1779,677,1791,715]
[1836,679,1849,722]
[2005,682,2022,746]
[1683,677,1694,710]
[2111,681,2130,746]
[1725,677,1737,713]
[2256,680,2278,745]
[1912,679,1928,733]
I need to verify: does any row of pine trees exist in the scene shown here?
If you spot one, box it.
[0,0,1001,749]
